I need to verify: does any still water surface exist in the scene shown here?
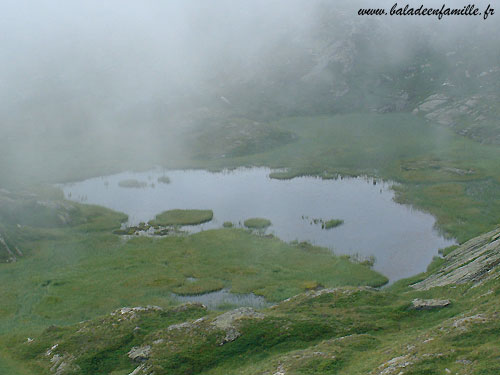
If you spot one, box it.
[62,167,455,282]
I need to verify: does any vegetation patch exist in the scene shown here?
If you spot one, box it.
[302,216,344,230]
[244,218,272,229]
[439,244,460,257]
[171,278,225,296]
[346,253,376,267]
[426,256,446,273]
[149,209,214,226]
[324,219,344,229]
[269,170,305,180]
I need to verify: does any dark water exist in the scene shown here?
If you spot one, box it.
[61,167,455,282]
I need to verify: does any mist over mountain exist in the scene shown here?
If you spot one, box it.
[1,0,499,187]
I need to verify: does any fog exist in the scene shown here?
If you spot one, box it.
[1,1,314,113]
[1,0,499,187]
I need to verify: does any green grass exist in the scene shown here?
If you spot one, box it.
[426,256,446,273]
[14,272,500,375]
[149,209,214,226]
[243,218,272,229]
[438,244,460,257]
[323,219,344,229]
[8,303,208,375]
[171,278,225,296]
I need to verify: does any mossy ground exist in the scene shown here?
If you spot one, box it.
[148,209,214,226]
[323,219,343,229]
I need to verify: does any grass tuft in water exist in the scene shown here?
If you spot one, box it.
[323,219,344,229]
[244,218,272,229]
[149,209,214,226]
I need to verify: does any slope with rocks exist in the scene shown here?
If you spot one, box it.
[12,226,500,374]
[412,227,500,290]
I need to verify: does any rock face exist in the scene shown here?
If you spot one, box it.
[412,227,500,290]
[0,234,17,263]
[0,188,82,262]
[375,354,414,375]
[128,345,151,362]
[47,352,78,375]
[128,364,153,375]
[413,93,500,145]
[110,305,163,321]
[212,307,265,331]
[411,299,451,310]
[212,307,265,344]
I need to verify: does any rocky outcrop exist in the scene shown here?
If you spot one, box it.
[0,234,17,263]
[211,307,265,344]
[412,227,500,290]
[47,351,79,375]
[375,354,414,375]
[0,188,78,229]
[128,364,153,375]
[110,305,163,321]
[128,345,151,362]
[413,93,500,145]
[411,299,450,310]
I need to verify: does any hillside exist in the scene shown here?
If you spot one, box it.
[9,227,499,375]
